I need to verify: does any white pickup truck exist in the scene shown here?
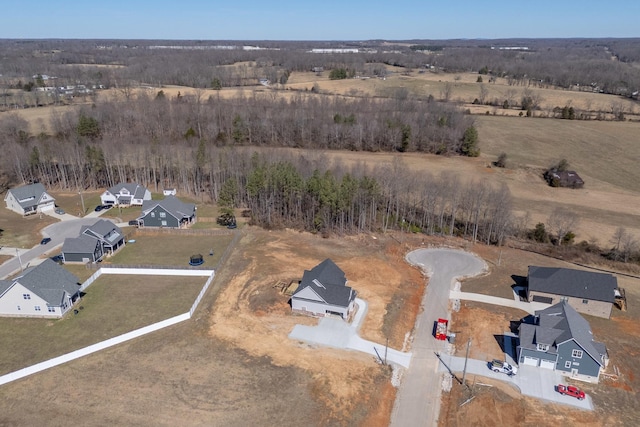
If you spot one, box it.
[489,359,518,376]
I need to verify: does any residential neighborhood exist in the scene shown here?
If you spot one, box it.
[4,183,55,216]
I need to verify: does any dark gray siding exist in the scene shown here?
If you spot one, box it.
[140,206,179,228]
[64,252,96,263]
[556,340,601,377]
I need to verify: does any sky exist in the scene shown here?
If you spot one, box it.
[1,1,639,40]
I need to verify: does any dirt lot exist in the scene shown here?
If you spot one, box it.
[0,227,424,426]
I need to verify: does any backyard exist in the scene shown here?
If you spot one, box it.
[0,274,206,376]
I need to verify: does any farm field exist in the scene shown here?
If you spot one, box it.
[0,274,205,376]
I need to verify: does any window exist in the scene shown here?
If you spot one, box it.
[565,361,571,368]
[23,294,31,300]
[159,212,166,218]
[17,306,21,311]
[537,343,549,351]
[48,307,56,313]
[34,306,41,311]
[161,220,167,226]
[582,299,589,304]
[560,296,569,302]
[572,349,583,358]
[150,212,155,218]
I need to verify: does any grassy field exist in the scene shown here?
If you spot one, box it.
[105,233,234,267]
[0,204,57,248]
[0,274,205,375]
[50,190,103,217]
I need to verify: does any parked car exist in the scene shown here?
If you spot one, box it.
[128,219,140,226]
[54,207,65,215]
[50,254,64,264]
[556,384,585,400]
[40,237,52,245]
[489,359,518,376]
[94,205,104,212]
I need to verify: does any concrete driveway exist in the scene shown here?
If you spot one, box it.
[438,355,593,410]
[288,298,412,368]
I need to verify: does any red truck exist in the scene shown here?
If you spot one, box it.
[435,318,448,340]
[556,384,586,400]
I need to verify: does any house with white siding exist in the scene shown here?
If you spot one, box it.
[4,183,55,215]
[0,259,81,318]
[291,259,357,320]
[100,183,151,207]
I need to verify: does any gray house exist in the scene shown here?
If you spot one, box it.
[137,195,196,228]
[100,183,151,206]
[4,183,55,215]
[291,259,357,320]
[62,234,104,263]
[527,266,617,319]
[0,259,81,318]
[62,219,124,263]
[518,301,608,383]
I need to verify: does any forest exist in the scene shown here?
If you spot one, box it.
[0,37,638,246]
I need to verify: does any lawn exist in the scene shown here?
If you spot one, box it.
[0,274,205,375]
[50,190,103,216]
[0,204,57,248]
[105,233,235,267]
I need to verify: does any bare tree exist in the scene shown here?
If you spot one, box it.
[547,207,579,245]
[440,82,453,102]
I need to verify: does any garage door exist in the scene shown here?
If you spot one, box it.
[540,360,555,369]
[523,356,539,366]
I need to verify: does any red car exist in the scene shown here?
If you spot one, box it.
[556,384,586,400]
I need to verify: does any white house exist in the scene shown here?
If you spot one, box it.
[0,259,81,318]
[162,188,177,196]
[4,183,55,215]
[291,259,357,320]
[100,183,151,207]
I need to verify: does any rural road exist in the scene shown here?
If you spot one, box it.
[390,248,486,427]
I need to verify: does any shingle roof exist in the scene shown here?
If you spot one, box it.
[12,259,81,306]
[107,183,147,199]
[83,219,124,244]
[62,234,100,254]
[528,266,617,303]
[7,183,51,209]
[519,301,606,366]
[140,195,195,220]
[293,259,356,308]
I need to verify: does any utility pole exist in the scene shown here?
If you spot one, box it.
[78,190,85,215]
[462,338,471,387]
[16,248,23,272]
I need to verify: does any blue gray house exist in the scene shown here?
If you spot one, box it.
[137,195,196,228]
[291,259,357,320]
[61,219,125,263]
[518,301,608,383]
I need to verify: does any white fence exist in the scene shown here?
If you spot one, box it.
[0,267,215,387]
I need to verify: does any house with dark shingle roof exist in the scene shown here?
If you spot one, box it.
[100,183,151,206]
[527,266,617,319]
[61,219,125,263]
[291,259,357,320]
[0,259,81,318]
[518,301,608,383]
[137,195,196,228]
[4,183,55,215]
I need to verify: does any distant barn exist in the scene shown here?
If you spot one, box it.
[544,169,584,189]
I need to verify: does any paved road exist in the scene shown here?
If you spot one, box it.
[289,298,413,368]
[438,355,593,410]
[0,215,103,279]
[390,248,487,427]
